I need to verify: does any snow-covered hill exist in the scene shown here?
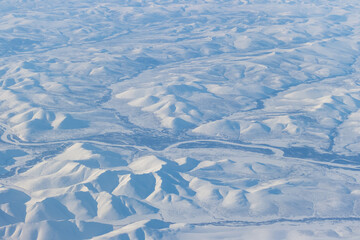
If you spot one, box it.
[1,0,360,239]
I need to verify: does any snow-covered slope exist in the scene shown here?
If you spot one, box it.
[1,0,360,239]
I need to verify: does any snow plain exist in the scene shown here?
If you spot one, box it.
[0,0,360,239]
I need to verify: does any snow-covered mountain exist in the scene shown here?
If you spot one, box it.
[1,0,360,239]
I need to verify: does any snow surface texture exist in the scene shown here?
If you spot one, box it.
[0,0,360,239]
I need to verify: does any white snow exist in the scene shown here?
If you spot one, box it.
[0,0,360,239]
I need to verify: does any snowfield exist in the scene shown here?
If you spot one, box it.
[1,0,360,239]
